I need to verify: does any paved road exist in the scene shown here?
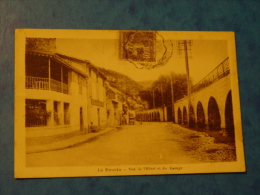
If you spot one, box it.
[27,122,200,167]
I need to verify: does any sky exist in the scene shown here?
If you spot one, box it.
[56,35,228,84]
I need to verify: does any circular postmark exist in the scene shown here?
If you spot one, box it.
[119,31,173,69]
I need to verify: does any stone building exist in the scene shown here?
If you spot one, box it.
[25,39,89,139]
[24,38,131,140]
[88,64,107,131]
[105,82,124,127]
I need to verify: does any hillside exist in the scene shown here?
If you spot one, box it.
[98,67,142,97]
[138,80,154,90]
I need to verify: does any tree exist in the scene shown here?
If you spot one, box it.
[139,72,192,110]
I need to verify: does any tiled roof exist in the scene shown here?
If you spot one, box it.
[26,50,107,79]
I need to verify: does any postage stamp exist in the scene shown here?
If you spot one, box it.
[119,31,173,69]
[119,31,156,62]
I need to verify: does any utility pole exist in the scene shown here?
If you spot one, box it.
[170,74,175,123]
[178,40,192,126]
[161,83,165,122]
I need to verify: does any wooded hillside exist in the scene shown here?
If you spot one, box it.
[99,67,142,97]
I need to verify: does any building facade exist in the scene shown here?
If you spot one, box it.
[105,82,124,127]
[25,50,89,138]
[25,38,131,139]
[88,66,107,131]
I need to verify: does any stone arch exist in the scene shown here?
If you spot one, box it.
[157,112,160,121]
[197,101,206,129]
[225,90,234,138]
[178,107,182,124]
[189,105,196,128]
[167,106,173,122]
[183,106,188,125]
[208,96,221,131]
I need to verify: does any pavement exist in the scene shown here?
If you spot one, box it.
[26,127,117,154]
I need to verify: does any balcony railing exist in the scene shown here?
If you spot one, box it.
[26,76,49,90]
[50,79,62,92]
[26,76,68,94]
[191,57,230,93]
[63,84,68,94]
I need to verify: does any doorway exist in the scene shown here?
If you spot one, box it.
[80,107,83,131]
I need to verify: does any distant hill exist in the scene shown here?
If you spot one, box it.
[138,80,154,90]
[98,67,142,96]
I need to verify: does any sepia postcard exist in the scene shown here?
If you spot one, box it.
[15,29,245,178]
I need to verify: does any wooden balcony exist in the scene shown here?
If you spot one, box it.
[26,76,68,94]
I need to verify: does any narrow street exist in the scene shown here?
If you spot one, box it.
[26,122,236,167]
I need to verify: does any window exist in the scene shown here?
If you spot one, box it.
[26,99,50,127]
[64,103,70,125]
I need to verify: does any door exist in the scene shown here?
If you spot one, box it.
[80,107,83,131]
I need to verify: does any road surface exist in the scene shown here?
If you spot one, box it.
[26,122,203,167]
